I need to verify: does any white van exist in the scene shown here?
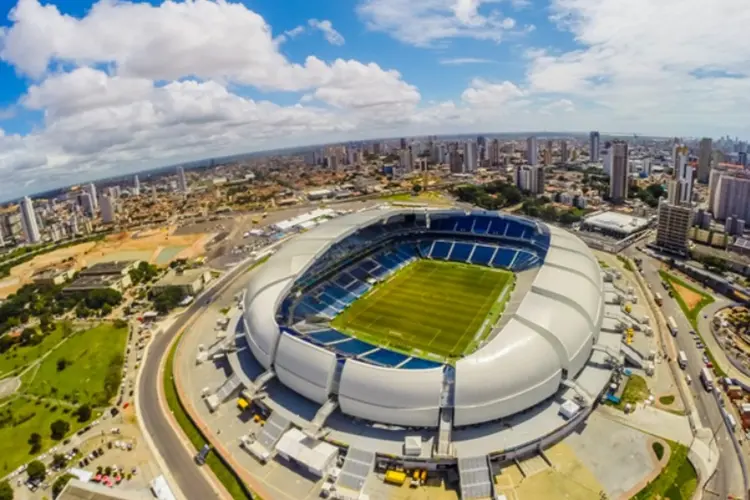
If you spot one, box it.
[685,374,692,385]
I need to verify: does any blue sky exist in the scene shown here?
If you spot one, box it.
[0,0,748,201]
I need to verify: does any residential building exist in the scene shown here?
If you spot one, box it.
[133,175,140,196]
[176,166,188,192]
[20,196,41,243]
[488,139,500,165]
[515,164,545,195]
[608,141,629,203]
[589,131,600,162]
[739,151,748,168]
[399,147,413,172]
[85,183,99,210]
[712,173,750,222]
[463,141,477,172]
[79,192,95,217]
[560,140,568,163]
[667,145,693,205]
[545,140,554,165]
[526,136,538,166]
[101,195,116,224]
[449,150,464,174]
[655,200,694,255]
[698,137,712,183]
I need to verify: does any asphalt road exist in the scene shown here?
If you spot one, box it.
[626,247,745,499]
[138,259,252,499]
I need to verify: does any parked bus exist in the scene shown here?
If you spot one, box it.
[655,293,663,306]
[700,367,714,391]
[678,351,688,369]
[667,316,678,336]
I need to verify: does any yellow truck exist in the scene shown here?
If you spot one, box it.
[384,470,406,486]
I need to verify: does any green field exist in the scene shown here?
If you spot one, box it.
[23,323,128,406]
[0,324,69,378]
[331,259,513,360]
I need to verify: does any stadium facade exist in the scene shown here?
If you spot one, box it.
[242,208,606,431]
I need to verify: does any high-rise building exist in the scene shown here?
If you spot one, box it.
[526,137,538,166]
[0,225,4,247]
[545,140,554,165]
[100,195,116,224]
[449,150,464,174]
[399,138,407,149]
[560,141,568,163]
[739,151,748,168]
[463,141,477,172]
[79,192,95,217]
[176,166,188,193]
[589,131,600,162]
[133,175,140,196]
[346,146,356,165]
[372,143,381,155]
[488,139,500,166]
[698,137,712,183]
[602,142,613,176]
[711,173,750,222]
[399,147,413,172]
[667,145,693,205]
[656,200,693,255]
[608,141,629,203]
[515,165,545,194]
[327,155,340,171]
[20,196,41,243]
[85,183,99,210]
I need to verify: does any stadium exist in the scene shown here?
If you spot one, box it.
[232,207,621,496]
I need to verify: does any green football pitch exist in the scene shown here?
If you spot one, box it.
[331,259,513,361]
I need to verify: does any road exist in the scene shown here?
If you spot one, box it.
[137,258,253,500]
[625,247,745,498]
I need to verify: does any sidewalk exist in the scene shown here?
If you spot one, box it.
[598,405,693,446]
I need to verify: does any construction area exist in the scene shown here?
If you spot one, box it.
[0,227,213,298]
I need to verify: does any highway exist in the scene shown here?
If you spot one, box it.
[625,247,745,498]
[138,259,253,499]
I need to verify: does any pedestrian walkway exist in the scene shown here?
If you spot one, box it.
[597,405,693,446]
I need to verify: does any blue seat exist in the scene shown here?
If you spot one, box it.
[361,349,410,367]
[455,217,473,232]
[492,248,516,268]
[473,217,491,234]
[431,241,451,259]
[308,329,350,344]
[506,222,527,239]
[418,241,433,257]
[400,358,443,369]
[449,242,473,262]
[470,245,495,266]
[333,338,378,356]
[488,218,509,235]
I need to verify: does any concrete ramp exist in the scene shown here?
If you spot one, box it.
[620,343,645,369]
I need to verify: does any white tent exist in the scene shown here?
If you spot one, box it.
[275,428,338,478]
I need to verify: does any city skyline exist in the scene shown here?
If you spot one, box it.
[0,0,749,201]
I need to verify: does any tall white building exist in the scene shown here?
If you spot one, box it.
[176,166,188,193]
[602,143,613,176]
[346,146,356,165]
[589,131,600,162]
[609,141,629,203]
[399,147,413,172]
[20,196,41,243]
[515,165,545,194]
[85,183,99,210]
[667,145,693,205]
[488,139,500,166]
[100,195,116,224]
[711,173,750,222]
[526,136,538,166]
[133,175,141,196]
[463,141,477,172]
[656,200,693,255]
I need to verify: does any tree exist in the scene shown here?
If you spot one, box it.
[56,358,69,372]
[50,419,70,440]
[52,474,74,498]
[26,460,46,482]
[411,184,422,194]
[0,480,12,500]
[113,319,128,329]
[28,432,42,453]
[52,453,67,469]
[74,404,92,423]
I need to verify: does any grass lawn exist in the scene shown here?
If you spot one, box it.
[633,440,697,500]
[23,323,128,406]
[0,325,69,378]
[659,270,724,377]
[606,374,650,410]
[164,336,254,500]
[0,396,99,476]
[617,255,634,271]
[331,260,513,361]
[659,395,675,405]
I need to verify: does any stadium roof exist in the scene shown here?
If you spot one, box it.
[582,211,650,236]
[242,208,603,428]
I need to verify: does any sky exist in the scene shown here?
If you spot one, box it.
[0,0,749,201]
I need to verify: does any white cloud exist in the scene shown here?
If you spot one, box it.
[460,78,526,107]
[357,0,518,46]
[308,19,345,46]
[439,57,495,65]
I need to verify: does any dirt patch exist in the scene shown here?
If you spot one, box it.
[672,282,703,311]
[0,227,213,298]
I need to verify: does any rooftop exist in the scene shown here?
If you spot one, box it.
[58,479,150,500]
[80,260,137,276]
[154,268,208,287]
[66,274,125,290]
[583,211,650,234]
